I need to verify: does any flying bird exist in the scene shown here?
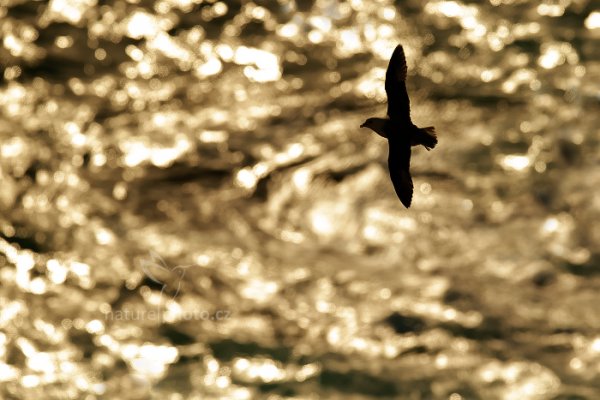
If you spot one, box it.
[360,45,437,208]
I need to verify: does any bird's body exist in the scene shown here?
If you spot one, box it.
[360,45,438,208]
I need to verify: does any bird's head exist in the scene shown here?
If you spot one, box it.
[360,117,387,138]
[360,118,377,129]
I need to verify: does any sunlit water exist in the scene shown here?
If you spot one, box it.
[1,0,599,398]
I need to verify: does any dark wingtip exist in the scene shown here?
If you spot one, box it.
[390,168,413,208]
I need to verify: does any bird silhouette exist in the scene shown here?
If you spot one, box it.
[360,45,437,208]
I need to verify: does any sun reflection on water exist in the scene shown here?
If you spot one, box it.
[0,0,598,397]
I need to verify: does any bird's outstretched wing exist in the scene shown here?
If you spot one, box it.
[388,143,413,208]
[385,45,411,121]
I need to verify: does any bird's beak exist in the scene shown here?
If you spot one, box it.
[360,123,366,128]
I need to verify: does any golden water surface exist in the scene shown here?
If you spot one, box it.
[1,0,599,398]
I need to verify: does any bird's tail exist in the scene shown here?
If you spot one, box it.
[417,126,437,151]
